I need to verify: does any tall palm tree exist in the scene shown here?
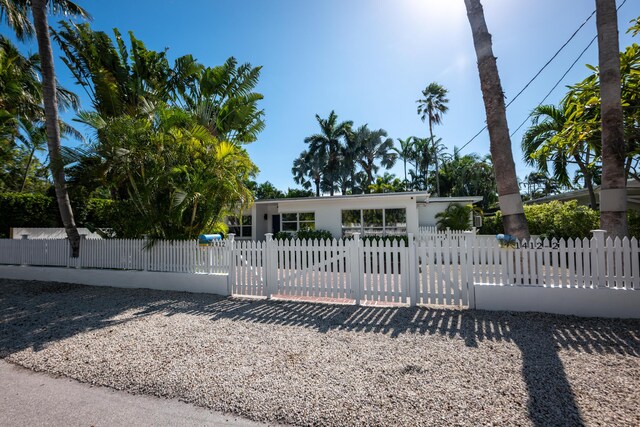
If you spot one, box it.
[522,104,599,208]
[1,0,89,256]
[352,125,397,192]
[16,117,46,192]
[292,150,324,197]
[595,0,627,238]
[392,137,414,185]
[304,111,352,196]
[464,0,529,240]
[417,82,449,196]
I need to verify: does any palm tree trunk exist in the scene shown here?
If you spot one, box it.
[20,146,36,192]
[32,0,81,256]
[429,122,440,196]
[464,0,529,240]
[596,0,628,238]
[403,158,407,183]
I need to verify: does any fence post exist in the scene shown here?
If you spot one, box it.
[227,233,236,296]
[350,233,362,305]
[591,229,607,287]
[264,233,275,299]
[463,230,476,309]
[20,234,28,266]
[407,233,417,307]
[141,235,149,272]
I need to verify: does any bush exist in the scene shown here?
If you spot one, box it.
[435,204,473,231]
[0,193,58,237]
[479,200,600,240]
[273,231,294,241]
[274,229,333,241]
[628,210,640,239]
[296,228,333,241]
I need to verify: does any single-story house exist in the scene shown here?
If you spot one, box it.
[230,192,482,240]
[526,179,640,210]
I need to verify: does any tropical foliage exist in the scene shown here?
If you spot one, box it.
[50,24,264,239]
[435,204,474,231]
[522,16,640,213]
[480,201,601,240]
[416,82,449,196]
[73,105,257,239]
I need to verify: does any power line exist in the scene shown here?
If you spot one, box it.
[508,0,627,139]
[458,0,628,153]
[509,34,598,137]
[458,8,598,152]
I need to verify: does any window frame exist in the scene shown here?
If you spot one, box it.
[341,208,407,237]
[280,211,316,233]
[227,214,253,238]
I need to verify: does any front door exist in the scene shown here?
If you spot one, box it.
[271,214,280,234]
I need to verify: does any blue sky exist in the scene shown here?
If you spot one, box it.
[5,0,638,191]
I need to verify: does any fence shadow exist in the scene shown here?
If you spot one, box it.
[2,280,639,426]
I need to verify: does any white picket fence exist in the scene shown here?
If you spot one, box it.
[1,230,638,307]
[0,238,230,274]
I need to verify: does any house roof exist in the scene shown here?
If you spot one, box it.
[526,179,640,207]
[254,191,483,205]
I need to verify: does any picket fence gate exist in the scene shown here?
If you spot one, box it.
[1,229,638,307]
[231,233,471,306]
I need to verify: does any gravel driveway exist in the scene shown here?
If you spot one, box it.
[1,279,638,426]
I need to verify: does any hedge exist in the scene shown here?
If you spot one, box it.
[480,200,640,240]
[0,193,114,238]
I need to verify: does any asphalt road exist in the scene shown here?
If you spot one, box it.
[0,360,273,427]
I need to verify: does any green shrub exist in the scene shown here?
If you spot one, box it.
[296,228,333,241]
[479,200,600,240]
[628,210,640,239]
[0,193,58,237]
[274,231,294,241]
[274,229,333,241]
[435,204,473,231]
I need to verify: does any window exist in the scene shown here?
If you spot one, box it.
[228,215,252,238]
[341,208,406,237]
[281,212,315,232]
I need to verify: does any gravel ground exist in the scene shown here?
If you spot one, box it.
[1,279,639,426]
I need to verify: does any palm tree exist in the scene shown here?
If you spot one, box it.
[352,125,397,192]
[522,104,599,208]
[392,137,414,185]
[417,82,449,196]
[292,150,324,197]
[595,0,627,238]
[16,118,46,192]
[464,0,529,240]
[1,0,89,256]
[304,111,352,196]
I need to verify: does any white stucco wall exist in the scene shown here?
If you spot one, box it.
[418,202,447,227]
[0,266,229,296]
[269,194,420,238]
[474,284,640,318]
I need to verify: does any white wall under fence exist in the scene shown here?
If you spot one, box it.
[0,265,229,295]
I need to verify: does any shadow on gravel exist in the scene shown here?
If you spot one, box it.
[2,279,639,426]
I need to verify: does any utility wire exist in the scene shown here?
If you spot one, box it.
[458,8,598,152]
[509,35,598,137]
[458,0,628,153]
